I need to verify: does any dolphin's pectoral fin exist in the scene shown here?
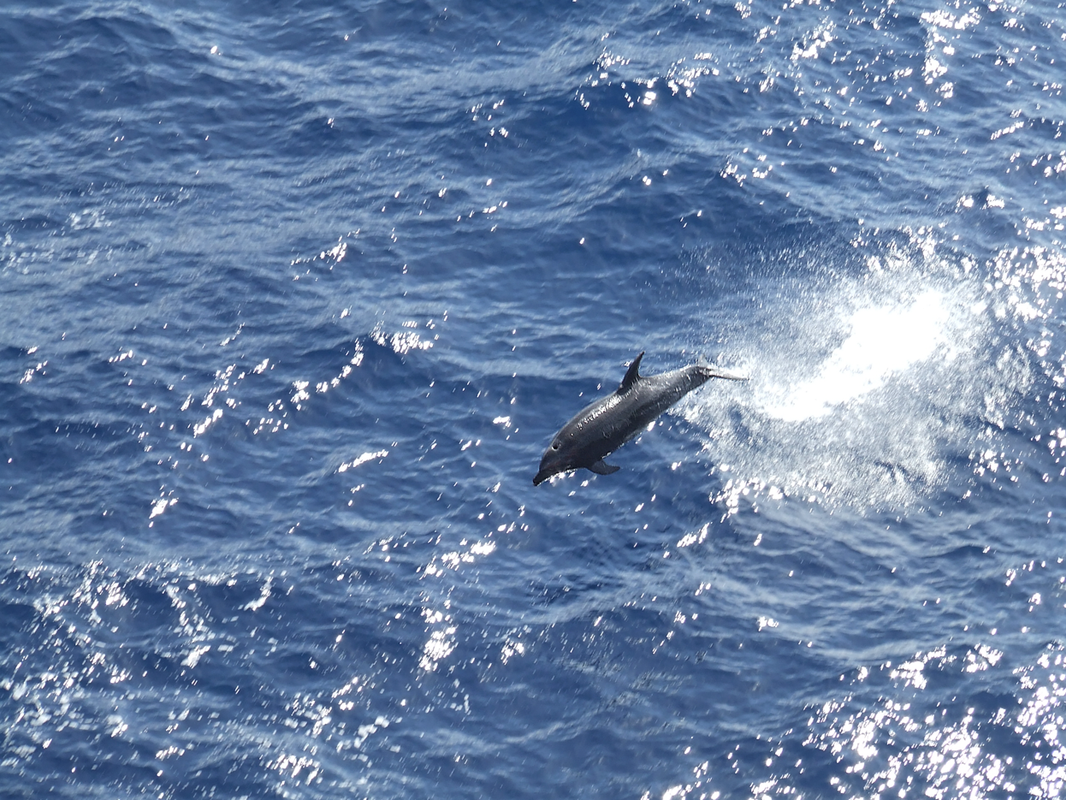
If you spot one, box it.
[588,459,620,476]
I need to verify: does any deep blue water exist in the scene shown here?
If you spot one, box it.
[2,0,1066,797]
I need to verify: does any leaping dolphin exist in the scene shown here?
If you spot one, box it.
[533,352,747,486]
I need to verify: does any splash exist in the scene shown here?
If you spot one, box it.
[681,256,1029,511]
[762,290,954,423]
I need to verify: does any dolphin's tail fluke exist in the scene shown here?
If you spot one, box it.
[696,365,749,382]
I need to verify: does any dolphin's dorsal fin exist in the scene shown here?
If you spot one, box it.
[619,351,644,394]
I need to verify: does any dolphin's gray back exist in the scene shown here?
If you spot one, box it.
[536,355,747,483]
[615,365,714,441]
[562,364,743,449]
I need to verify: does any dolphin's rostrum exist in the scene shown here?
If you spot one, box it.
[533,352,747,485]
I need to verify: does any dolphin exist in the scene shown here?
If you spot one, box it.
[533,351,747,485]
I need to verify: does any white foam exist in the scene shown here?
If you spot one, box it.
[681,261,1016,510]
[763,290,951,422]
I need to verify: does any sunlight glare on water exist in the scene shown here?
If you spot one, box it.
[739,643,1066,800]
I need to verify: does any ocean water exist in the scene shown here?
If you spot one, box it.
[2,0,1065,797]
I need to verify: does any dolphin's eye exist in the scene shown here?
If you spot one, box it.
[552,443,560,450]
